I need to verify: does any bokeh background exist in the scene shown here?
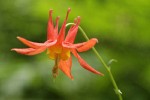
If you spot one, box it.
[0,0,150,100]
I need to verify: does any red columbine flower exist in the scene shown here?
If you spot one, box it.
[11,8,104,79]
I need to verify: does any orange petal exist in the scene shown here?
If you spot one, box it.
[59,57,73,79]
[26,46,47,55]
[47,9,55,40]
[26,41,57,55]
[71,49,104,76]
[62,42,85,48]
[77,38,98,52]
[11,47,46,56]
[54,16,60,37]
[57,8,71,43]
[11,48,35,55]
[65,16,80,43]
[12,40,56,55]
[45,40,57,47]
[17,36,43,49]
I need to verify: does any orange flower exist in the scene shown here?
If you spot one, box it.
[11,8,104,79]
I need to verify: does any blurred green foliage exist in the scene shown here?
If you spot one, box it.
[0,0,150,100]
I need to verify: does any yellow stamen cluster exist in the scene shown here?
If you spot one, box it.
[48,44,70,61]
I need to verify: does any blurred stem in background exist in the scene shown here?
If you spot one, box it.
[66,23,123,100]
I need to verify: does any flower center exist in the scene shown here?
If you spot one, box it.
[48,44,70,60]
[47,44,70,78]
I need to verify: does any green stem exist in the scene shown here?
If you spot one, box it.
[66,23,123,100]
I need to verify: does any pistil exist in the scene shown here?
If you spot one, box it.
[52,54,60,78]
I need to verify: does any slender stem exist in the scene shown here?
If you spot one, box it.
[66,23,123,100]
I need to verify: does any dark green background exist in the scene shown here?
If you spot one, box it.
[0,0,150,100]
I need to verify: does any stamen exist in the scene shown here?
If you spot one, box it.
[52,54,60,78]
[52,65,59,78]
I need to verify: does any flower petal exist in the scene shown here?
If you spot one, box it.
[12,40,57,55]
[26,46,47,55]
[59,57,73,79]
[47,10,55,40]
[65,16,80,43]
[62,42,85,48]
[11,48,35,55]
[54,16,60,37]
[57,8,71,43]
[71,49,104,76]
[17,36,44,48]
[26,40,57,55]
[45,40,57,47]
[77,38,98,52]
[11,47,46,56]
